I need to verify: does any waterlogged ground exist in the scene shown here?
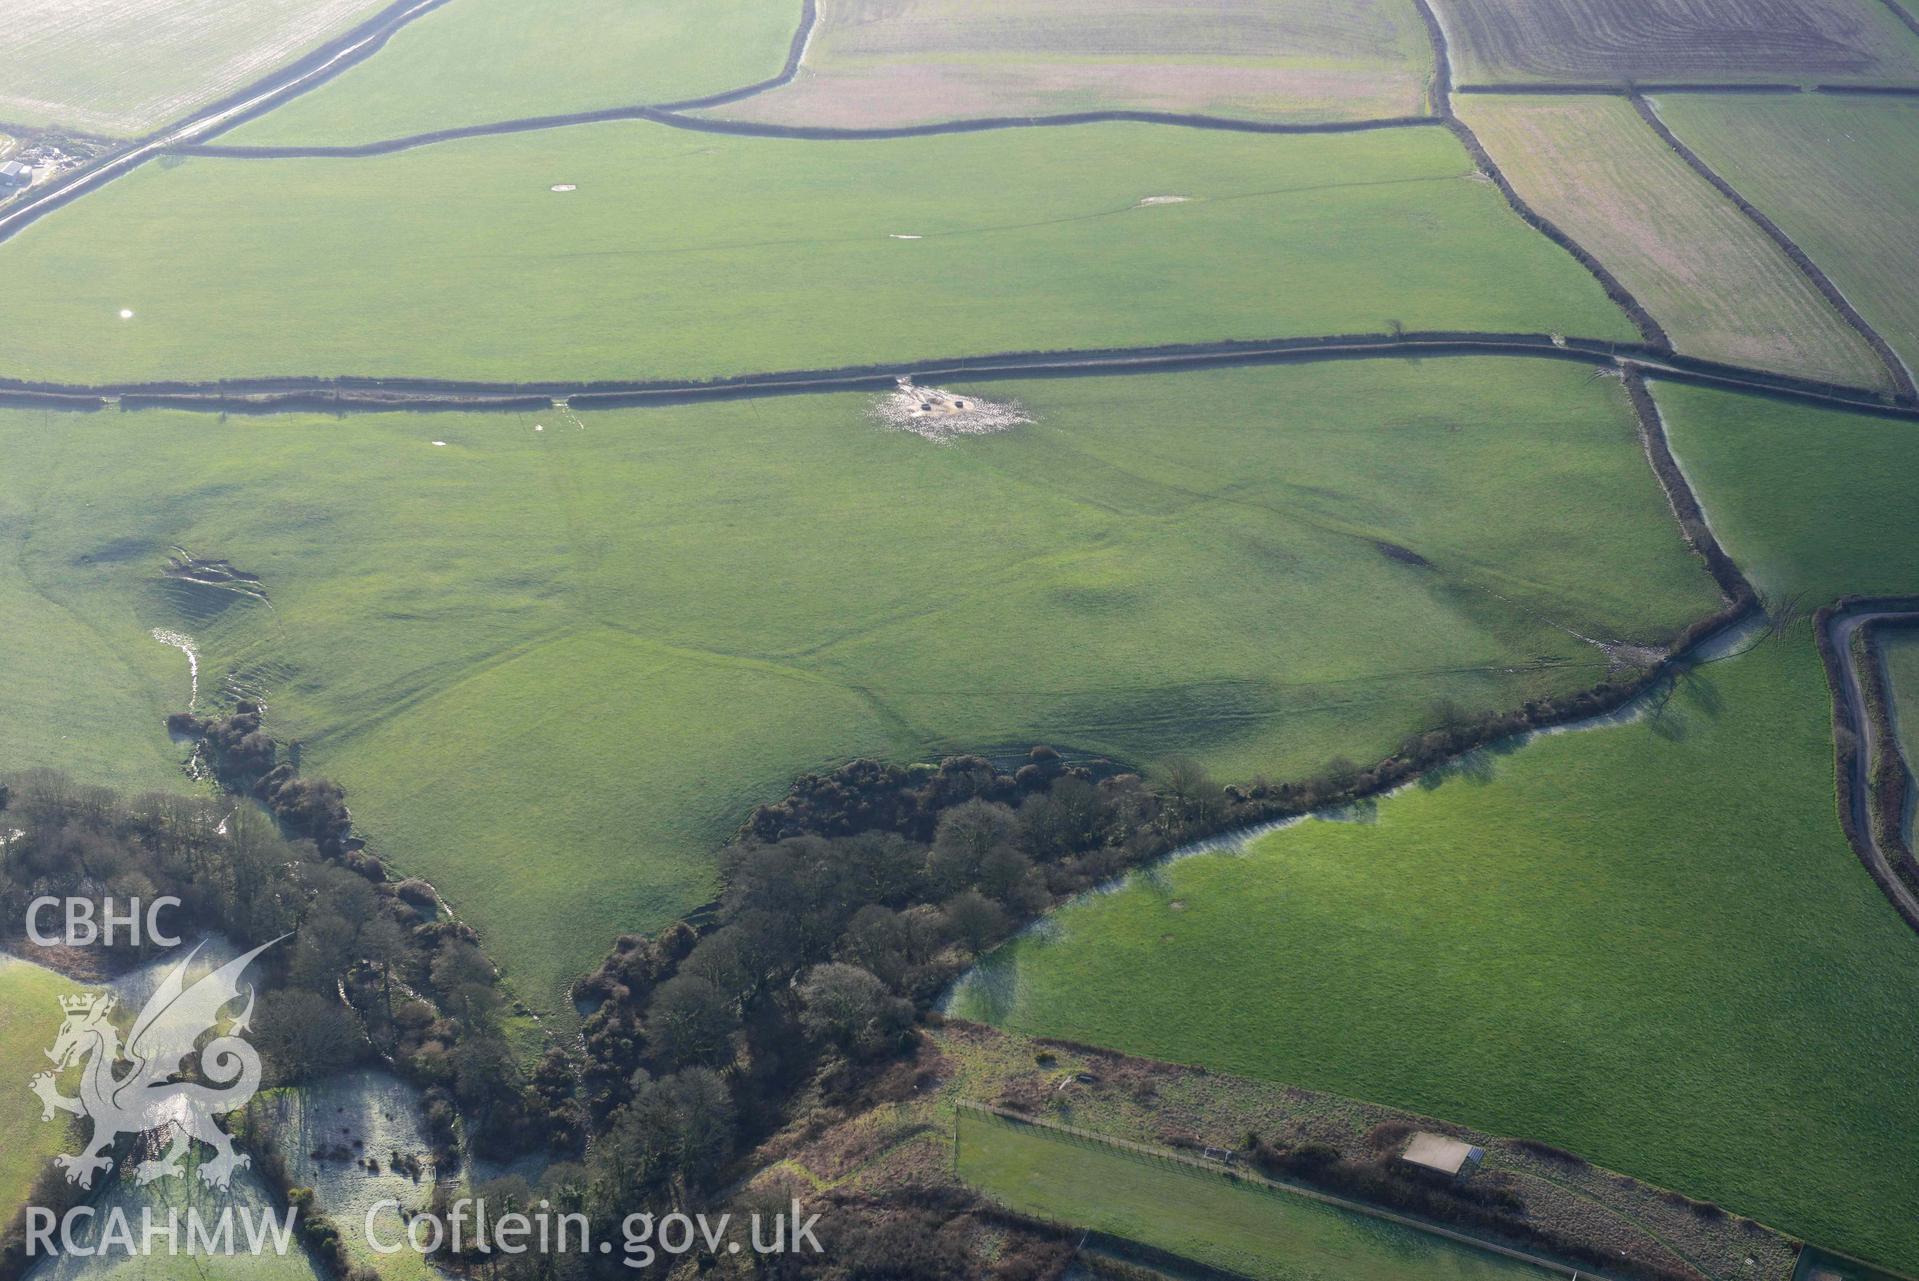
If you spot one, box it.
[260,1069,443,1281]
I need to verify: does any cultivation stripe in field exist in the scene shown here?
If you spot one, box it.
[1632,96,1918,402]
[7,333,1913,421]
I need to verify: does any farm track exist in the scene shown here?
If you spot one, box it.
[1820,603,1919,934]
[1631,95,1919,402]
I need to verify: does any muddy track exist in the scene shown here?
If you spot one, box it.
[1631,94,1919,403]
[1409,0,1455,117]
[1818,601,1919,934]
[5,331,1916,420]
[0,0,454,246]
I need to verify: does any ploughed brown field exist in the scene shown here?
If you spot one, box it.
[1437,0,1919,85]
[705,0,1438,127]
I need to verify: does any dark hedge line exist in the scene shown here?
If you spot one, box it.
[1442,118,1673,351]
[1457,83,1804,95]
[1629,94,1918,404]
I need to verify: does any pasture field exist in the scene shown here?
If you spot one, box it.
[1456,94,1888,389]
[956,1110,1555,1281]
[1653,94,1919,386]
[1435,0,1919,86]
[0,957,79,1217]
[0,121,1638,384]
[705,0,1435,129]
[952,381,1919,1269]
[0,0,391,137]
[225,0,801,147]
[949,633,1919,1272]
[1652,381,1919,603]
[0,358,1719,1009]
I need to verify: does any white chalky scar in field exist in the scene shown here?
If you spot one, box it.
[119,308,134,319]
[550,184,576,192]
[871,381,1030,443]
[431,440,447,446]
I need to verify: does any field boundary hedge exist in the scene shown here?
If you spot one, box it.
[5,333,1913,421]
[1442,119,1671,349]
[1459,82,1805,96]
[651,0,816,113]
[176,105,1439,158]
[1872,0,1919,40]
[1631,94,1918,404]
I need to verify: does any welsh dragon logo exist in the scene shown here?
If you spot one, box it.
[30,937,282,1190]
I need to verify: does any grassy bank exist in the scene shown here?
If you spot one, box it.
[0,358,1716,1010]
[0,956,80,1215]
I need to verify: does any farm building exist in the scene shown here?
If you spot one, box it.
[0,160,30,188]
[1400,1132,1485,1178]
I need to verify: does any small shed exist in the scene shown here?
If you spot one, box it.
[1401,1131,1484,1178]
[0,160,30,188]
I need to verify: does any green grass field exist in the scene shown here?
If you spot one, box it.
[1653,94,1919,386]
[0,956,80,1216]
[0,0,390,136]
[706,0,1436,129]
[0,358,1717,1010]
[950,384,1919,1269]
[957,1110,1554,1281]
[0,122,1635,384]
[1457,94,1887,389]
[225,0,801,147]
[949,634,1919,1271]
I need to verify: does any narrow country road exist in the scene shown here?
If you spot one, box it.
[0,0,450,246]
